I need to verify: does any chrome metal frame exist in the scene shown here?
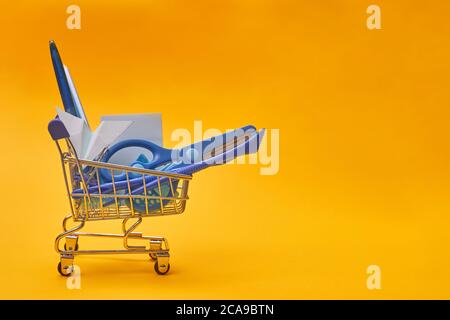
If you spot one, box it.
[54,138,191,276]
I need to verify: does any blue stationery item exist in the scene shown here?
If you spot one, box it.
[99,125,258,182]
[50,41,80,118]
[128,128,265,212]
[72,128,264,212]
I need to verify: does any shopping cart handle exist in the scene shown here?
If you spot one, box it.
[48,118,70,140]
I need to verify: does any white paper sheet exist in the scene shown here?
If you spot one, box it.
[100,113,162,165]
[56,108,132,160]
[64,65,90,129]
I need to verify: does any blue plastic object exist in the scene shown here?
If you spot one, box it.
[99,125,257,182]
[73,128,265,212]
[48,118,71,140]
[50,40,80,118]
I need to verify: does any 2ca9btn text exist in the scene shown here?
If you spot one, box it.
[176,304,274,317]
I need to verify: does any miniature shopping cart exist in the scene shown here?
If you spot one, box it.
[48,119,191,276]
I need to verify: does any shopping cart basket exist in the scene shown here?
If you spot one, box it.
[49,119,191,276]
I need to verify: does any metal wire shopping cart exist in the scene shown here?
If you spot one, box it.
[49,119,191,276]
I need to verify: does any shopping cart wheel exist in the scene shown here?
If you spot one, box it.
[149,253,157,261]
[154,261,170,275]
[64,243,79,251]
[57,262,72,277]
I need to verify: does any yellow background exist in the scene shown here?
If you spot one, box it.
[0,0,449,299]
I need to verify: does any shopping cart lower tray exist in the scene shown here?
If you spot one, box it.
[49,119,192,276]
